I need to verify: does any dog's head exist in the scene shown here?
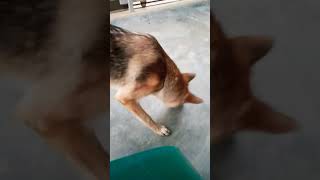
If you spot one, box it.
[137,33,203,107]
[154,62,203,108]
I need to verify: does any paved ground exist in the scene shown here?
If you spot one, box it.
[213,1,320,180]
[110,0,210,179]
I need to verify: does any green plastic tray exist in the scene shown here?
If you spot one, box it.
[110,146,203,180]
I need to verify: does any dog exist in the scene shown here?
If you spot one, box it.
[211,13,298,143]
[0,0,108,179]
[110,24,203,136]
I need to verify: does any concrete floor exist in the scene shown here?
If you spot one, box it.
[0,78,108,179]
[213,1,320,180]
[110,0,210,179]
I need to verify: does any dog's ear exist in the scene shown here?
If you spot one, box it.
[239,99,298,133]
[185,92,203,104]
[230,36,273,65]
[182,73,196,83]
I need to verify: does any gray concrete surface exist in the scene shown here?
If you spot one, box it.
[213,1,320,180]
[0,78,108,179]
[110,0,210,179]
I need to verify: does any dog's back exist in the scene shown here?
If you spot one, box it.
[110,25,131,81]
[110,25,166,88]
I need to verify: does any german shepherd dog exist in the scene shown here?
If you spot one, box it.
[110,25,203,136]
[0,0,108,179]
[212,13,298,143]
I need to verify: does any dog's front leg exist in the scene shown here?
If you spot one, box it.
[116,96,171,136]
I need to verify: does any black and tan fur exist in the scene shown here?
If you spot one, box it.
[110,25,203,136]
[212,13,298,143]
[0,0,108,179]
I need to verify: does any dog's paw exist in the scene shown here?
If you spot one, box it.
[155,125,171,136]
